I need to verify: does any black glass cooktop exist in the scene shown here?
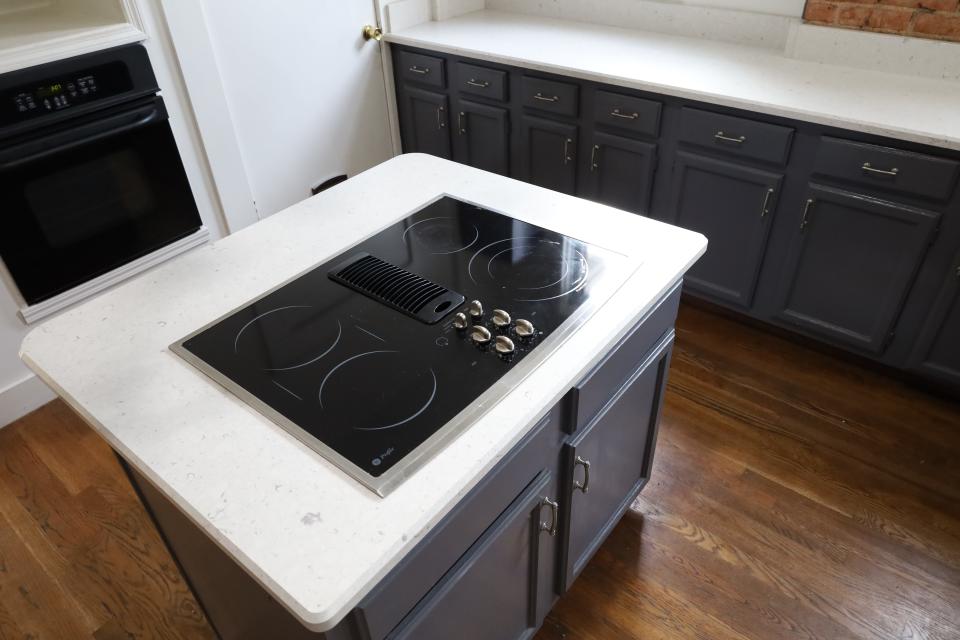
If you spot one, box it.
[172,197,628,495]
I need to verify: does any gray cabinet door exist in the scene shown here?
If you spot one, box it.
[452,98,510,175]
[584,131,657,214]
[390,471,558,640]
[560,333,673,592]
[908,252,960,386]
[669,152,783,308]
[776,185,940,354]
[518,115,577,195]
[400,87,451,159]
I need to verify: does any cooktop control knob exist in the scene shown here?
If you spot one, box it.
[452,312,469,330]
[468,300,483,319]
[492,309,511,328]
[470,325,492,344]
[495,335,515,356]
[515,319,535,338]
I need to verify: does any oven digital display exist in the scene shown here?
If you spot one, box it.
[35,83,64,98]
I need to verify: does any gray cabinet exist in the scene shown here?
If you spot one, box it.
[452,98,510,176]
[390,471,558,640]
[908,252,960,386]
[519,115,577,195]
[559,332,673,591]
[399,87,451,159]
[584,131,657,214]
[776,185,940,353]
[669,152,782,308]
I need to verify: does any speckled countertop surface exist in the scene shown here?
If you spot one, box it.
[385,10,960,151]
[20,154,706,631]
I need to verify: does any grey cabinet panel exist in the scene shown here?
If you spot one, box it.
[593,90,661,137]
[584,131,657,214]
[776,185,941,353]
[519,115,577,195]
[670,152,783,308]
[455,62,508,101]
[814,137,960,202]
[397,50,446,88]
[679,107,794,165]
[452,98,510,176]
[390,471,558,640]
[520,76,579,117]
[908,252,960,386]
[399,87,451,159]
[560,332,674,591]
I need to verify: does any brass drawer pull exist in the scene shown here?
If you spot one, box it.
[534,92,560,103]
[458,111,466,134]
[715,130,746,144]
[408,65,430,75]
[862,162,899,177]
[610,108,639,120]
[539,497,559,536]
[466,78,489,88]
[760,187,774,218]
[436,105,445,130]
[563,137,573,165]
[574,455,591,493]
[590,144,600,171]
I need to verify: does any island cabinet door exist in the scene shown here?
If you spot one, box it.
[668,151,783,309]
[518,115,578,195]
[398,87,452,159]
[775,184,941,354]
[907,251,960,386]
[559,332,674,592]
[582,131,657,215]
[388,471,560,640]
[451,98,510,176]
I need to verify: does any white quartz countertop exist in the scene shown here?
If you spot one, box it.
[386,10,960,152]
[20,154,706,631]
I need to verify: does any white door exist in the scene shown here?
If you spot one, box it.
[167,1,394,221]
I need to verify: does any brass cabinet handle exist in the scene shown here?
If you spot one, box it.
[573,455,591,494]
[534,92,560,103]
[408,65,430,75]
[800,198,814,231]
[436,105,445,130]
[862,162,899,177]
[760,187,774,218]
[539,497,559,536]
[563,137,573,165]
[458,111,466,134]
[715,130,746,144]
[610,108,639,120]
[466,78,489,88]
[590,144,600,171]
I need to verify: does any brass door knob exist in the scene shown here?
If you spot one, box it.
[362,25,383,41]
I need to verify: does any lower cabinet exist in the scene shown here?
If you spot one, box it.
[452,98,510,176]
[775,185,940,353]
[518,115,578,195]
[908,251,960,386]
[584,131,657,214]
[398,87,451,159]
[669,152,782,308]
[559,331,674,590]
[389,471,559,640]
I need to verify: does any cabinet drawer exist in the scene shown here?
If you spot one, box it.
[593,90,661,137]
[357,404,562,640]
[398,50,446,88]
[813,137,960,202]
[567,282,680,434]
[679,107,794,165]
[389,471,555,640]
[455,62,507,101]
[521,76,579,117]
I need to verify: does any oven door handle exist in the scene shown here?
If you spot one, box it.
[0,97,168,170]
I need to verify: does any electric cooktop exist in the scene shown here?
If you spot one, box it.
[172,196,634,496]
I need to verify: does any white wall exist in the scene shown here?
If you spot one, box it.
[0,0,230,426]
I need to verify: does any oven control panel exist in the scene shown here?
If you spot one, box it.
[1,61,133,127]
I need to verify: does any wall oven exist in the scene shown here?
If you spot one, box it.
[0,45,203,313]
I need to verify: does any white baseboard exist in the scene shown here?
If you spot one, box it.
[0,372,55,428]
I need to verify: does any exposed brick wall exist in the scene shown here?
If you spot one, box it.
[803,1,960,41]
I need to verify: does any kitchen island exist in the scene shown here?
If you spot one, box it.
[20,154,706,638]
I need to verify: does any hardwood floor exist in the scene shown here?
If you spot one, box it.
[1,303,958,639]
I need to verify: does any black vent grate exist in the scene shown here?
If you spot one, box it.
[328,253,464,324]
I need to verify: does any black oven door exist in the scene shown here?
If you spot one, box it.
[0,95,202,305]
